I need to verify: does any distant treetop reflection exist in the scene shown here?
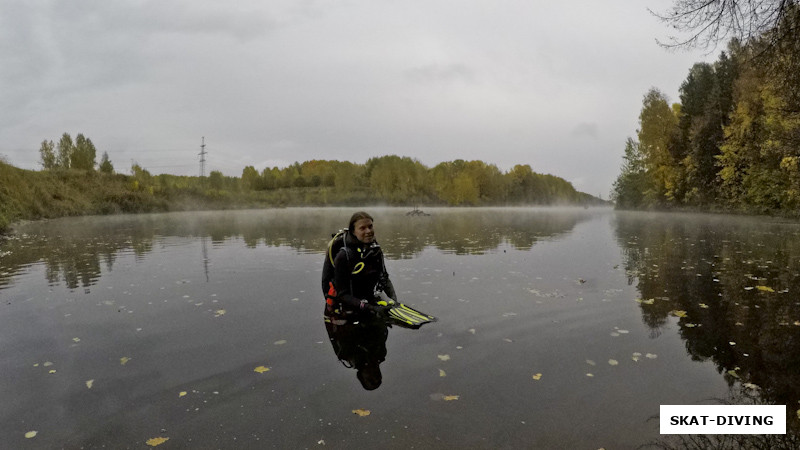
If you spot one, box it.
[0,208,591,291]
[613,211,800,420]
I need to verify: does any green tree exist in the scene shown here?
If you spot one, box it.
[208,170,224,190]
[72,134,97,171]
[57,133,74,169]
[241,165,259,190]
[39,140,56,170]
[99,152,114,174]
[637,88,680,205]
[612,138,647,208]
[367,155,430,203]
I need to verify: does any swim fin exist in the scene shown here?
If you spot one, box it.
[385,302,437,329]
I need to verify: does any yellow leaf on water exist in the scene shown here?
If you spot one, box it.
[120,357,131,365]
[254,366,270,373]
[670,310,687,318]
[49,370,57,374]
[437,354,450,361]
[797,409,800,420]
[274,340,287,345]
[443,395,459,401]
[756,286,775,293]
[25,431,37,439]
[439,369,446,377]
[214,309,226,317]
[608,359,619,366]
[352,409,371,416]
[179,391,187,397]
[73,337,81,343]
[146,437,169,447]
[532,373,542,380]
[699,303,709,309]
[86,379,94,389]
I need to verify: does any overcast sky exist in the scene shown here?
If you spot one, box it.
[0,0,713,198]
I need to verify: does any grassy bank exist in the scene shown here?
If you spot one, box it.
[0,162,379,233]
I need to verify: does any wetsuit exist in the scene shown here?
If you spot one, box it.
[326,231,396,315]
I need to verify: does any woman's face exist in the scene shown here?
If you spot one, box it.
[352,218,375,243]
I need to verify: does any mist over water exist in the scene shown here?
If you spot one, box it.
[1,208,798,448]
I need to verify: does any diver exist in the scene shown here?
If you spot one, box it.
[321,211,395,390]
[321,211,397,318]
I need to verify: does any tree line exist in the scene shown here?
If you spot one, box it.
[35,134,596,206]
[613,5,800,213]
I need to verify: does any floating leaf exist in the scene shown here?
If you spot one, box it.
[146,437,169,447]
[43,362,53,367]
[645,353,657,359]
[756,286,775,293]
[608,359,619,366]
[670,310,687,318]
[214,309,226,317]
[699,303,709,309]
[636,298,655,305]
[120,357,131,365]
[586,359,596,366]
[586,373,594,377]
[254,366,270,374]
[468,328,476,334]
[437,354,450,361]
[72,337,81,343]
[685,323,697,328]
[443,395,459,401]
[352,409,371,416]
[49,370,57,374]
[86,379,94,389]
[632,355,640,362]
[25,431,37,439]
[439,369,446,377]
[274,340,287,345]
[532,373,542,380]
[503,338,513,343]
[179,391,187,397]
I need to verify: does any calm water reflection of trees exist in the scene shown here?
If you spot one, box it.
[0,208,590,292]
[614,211,800,428]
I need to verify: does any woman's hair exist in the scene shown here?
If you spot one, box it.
[348,211,374,232]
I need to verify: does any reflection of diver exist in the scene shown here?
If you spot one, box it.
[324,313,388,390]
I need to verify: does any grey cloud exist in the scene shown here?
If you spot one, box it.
[404,63,476,84]
[571,122,599,138]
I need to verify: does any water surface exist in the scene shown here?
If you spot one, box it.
[1,208,799,448]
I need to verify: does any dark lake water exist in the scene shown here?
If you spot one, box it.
[2,207,800,449]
